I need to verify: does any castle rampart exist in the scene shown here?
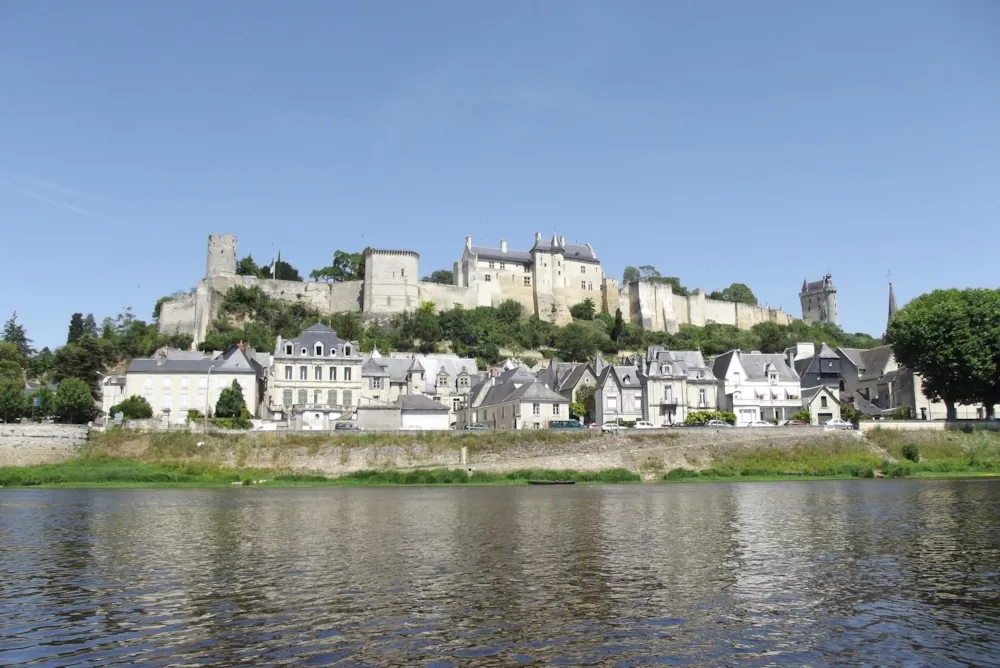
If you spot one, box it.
[157,234,797,345]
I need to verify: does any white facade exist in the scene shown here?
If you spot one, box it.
[712,351,802,425]
[268,324,363,420]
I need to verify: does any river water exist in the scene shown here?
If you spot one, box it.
[2,481,1000,666]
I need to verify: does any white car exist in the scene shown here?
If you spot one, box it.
[602,422,627,433]
[633,421,655,429]
[825,419,854,430]
[705,420,732,428]
[743,420,775,428]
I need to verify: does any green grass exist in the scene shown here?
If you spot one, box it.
[663,430,1000,482]
[0,458,640,488]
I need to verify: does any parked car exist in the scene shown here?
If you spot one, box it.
[705,420,732,428]
[782,419,809,426]
[464,423,488,431]
[825,419,854,430]
[549,420,586,430]
[742,420,775,428]
[633,420,655,429]
[602,422,627,433]
[334,422,363,431]
[586,423,603,430]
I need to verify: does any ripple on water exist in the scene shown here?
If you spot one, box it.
[1,481,1000,665]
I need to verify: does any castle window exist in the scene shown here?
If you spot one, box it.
[284,366,292,380]
[524,265,530,272]
[329,367,337,381]
[400,268,405,277]
[314,390,321,404]
[344,345,352,356]
[662,363,671,375]
[299,366,307,380]
[438,374,449,388]
[314,366,323,380]
[581,281,586,290]
[285,343,293,355]
[488,261,495,269]
[330,348,336,357]
[581,266,586,274]
[500,262,506,270]
[533,403,540,416]
[371,377,382,389]
[485,274,492,282]
[314,343,323,356]
[458,375,469,387]
[524,276,531,287]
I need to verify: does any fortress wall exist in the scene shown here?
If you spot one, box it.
[417,282,480,312]
[601,279,620,317]
[158,292,198,338]
[704,298,737,326]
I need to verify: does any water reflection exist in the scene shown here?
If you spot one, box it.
[1,481,999,666]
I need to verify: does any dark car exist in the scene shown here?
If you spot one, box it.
[783,420,809,426]
[334,422,363,431]
[549,420,586,430]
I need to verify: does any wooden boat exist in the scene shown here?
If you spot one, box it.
[527,480,576,485]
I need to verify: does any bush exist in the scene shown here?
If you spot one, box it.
[211,416,252,430]
[54,377,98,424]
[684,410,736,426]
[664,468,701,480]
[901,444,920,462]
[215,380,250,419]
[569,298,596,321]
[109,395,153,420]
[789,410,812,423]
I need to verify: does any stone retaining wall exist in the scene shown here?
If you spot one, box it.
[0,424,89,467]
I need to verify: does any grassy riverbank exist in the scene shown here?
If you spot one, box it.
[662,429,1000,482]
[0,457,640,488]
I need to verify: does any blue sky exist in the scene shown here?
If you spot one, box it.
[2,1,998,349]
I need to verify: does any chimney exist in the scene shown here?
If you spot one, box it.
[535,232,542,242]
[465,235,472,249]
[500,239,507,253]
[559,235,566,246]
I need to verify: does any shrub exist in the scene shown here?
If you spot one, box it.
[789,410,812,423]
[684,410,736,426]
[569,298,596,321]
[109,395,153,420]
[54,377,98,424]
[663,468,700,480]
[901,444,920,462]
[211,416,252,430]
[215,380,249,419]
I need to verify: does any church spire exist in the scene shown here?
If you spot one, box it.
[883,280,898,343]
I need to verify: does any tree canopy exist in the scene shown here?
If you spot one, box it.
[236,254,303,281]
[570,298,596,321]
[421,269,454,285]
[621,265,689,295]
[310,250,367,282]
[54,377,97,424]
[887,288,1000,419]
[3,312,34,357]
[708,282,759,306]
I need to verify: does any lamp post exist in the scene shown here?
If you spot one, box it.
[204,365,214,432]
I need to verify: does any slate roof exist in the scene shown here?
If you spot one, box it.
[128,348,258,375]
[361,357,391,377]
[469,246,533,263]
[360,354,479,394]
[529,237,600,264]
[644,347,714,380]
[711,350,737,380]
[396,394,450,412]
[478,377,569,407]
[598,365,643,390]
[857,346,895,381]
[838,348,865,368]
[794,343,841,378]
[276,323,357,358]
[557,364,593,393]
[739,353,800,383]
[802,385,837,402]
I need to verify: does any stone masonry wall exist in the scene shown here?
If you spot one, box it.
[0,424,89,466]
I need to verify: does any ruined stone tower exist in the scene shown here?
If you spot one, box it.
[206,233,237,278]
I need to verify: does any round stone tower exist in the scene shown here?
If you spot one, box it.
[363,249,420,313]
[206,234,237,278]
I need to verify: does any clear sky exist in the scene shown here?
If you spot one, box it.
[2,1,998,350]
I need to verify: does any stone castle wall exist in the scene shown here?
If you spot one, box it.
[157,234,796,344]
[0,424,89,466]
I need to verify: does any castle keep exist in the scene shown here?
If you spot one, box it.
[158,233,795,345]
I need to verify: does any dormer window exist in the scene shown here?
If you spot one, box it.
[698,372,705,379]
[661,364,671,375]
[438,374,449,388]
[285,343,293,355]
[768,372,778,385]
[300,347,308,356]
[314,343,324,356]
[344,345,352,356]
[330,348,337,357]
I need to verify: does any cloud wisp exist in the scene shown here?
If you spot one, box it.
[0,173,131,224]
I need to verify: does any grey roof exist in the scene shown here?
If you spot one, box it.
[818,343,839,359]
[598,365,642,389]
[469,246,533,263]
[360,354,478,393]
[165,350,211,361]
[712,350,737,380]
[361,357,391,377]
[529,237,600,264]
[838,347,865,368]
[128,348,257,375]
[407,356,425,373]
[802,385,837,402]
[498,366,537,385]
[737,353,800,382]
[397,394,450,412]
[644,347,714,380]
[858,345,895,381]
[557,364,593,393]
[276,323,357,358]
[802,275,835,293]
[478,376,569,407]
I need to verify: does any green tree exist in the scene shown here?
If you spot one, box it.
[610,308,625,342]
[789,410,812,422]
[109,395,154,420]
[405,302,443,354]
[311,250,365,282]
[575,383,596,422]
[67,313,85,344]
[569,402,586,420]
[27,385,55,419]
[328,311,363,341]
[82,314,98,337]
[887,288,1000,420]
[0,380,25,422]
[272,260,302,282]
[422,269,454,285]
[2,312,34,357]
[236,254,261,276]
[570,298,596,320]
[215,379,249,420]
[54,335,106,400]
[708,282,758,306]
[26,347,55,379]
[54,377,97,424]
[556,323,600,362]
[622,266,640,283]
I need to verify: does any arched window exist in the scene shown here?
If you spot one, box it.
[314,343,324,356]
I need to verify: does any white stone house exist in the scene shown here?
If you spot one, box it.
[595,365,644,425]
[124,345,263,425]
[361,351,481,424]
[457,366,570,430]
[268,323,363,426]
[801,386,842,425]
[639,347,721,425]
[711,351,802,425]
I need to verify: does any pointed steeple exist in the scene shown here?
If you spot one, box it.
[407,355,425,374]
[551,231,559,247]
[883,282,898,343]
[371,345,381,359]
[593,352,606,375]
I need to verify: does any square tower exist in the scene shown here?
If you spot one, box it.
[799,274,839,326]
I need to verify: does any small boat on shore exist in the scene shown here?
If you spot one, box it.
[527,480,576,485]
